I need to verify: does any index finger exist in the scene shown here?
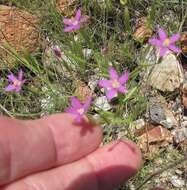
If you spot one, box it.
[0,113,102,186]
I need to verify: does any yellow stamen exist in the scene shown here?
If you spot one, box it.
[73,20,79,26]
[112,80,120,88]
[78,108,84,115]
[163,38,170,47]
[13,80,21,87]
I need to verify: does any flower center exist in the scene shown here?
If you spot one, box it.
[73,20,79,26]
[13,80,21,87]
[77,108,84,115]
[112,80,120,88]
[163,38,170,47]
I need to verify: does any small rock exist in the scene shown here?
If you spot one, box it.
[92,114,100,121]
[88,75,100,91]
[181,32,187,55]
[149,97,178,129]
[182,82,187,108]
[183,116,187,121]
[82,48,92,58]
[137,125,173,154]
[133,17,153,43]
[179,139,187,151]
[57,0,76,16]
[171,98,181,112]
[175,169,183,175]
[75,81,95,102]
[170,175,185,188]
[148,53,184,92]
[130,119,146,130]
[181,121,187,128]
[94,96,111,111]
[172,127,187,143]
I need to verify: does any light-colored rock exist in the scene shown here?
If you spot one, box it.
[88,74,100,91]
[130,119,146,131]
[170,175,185,188]
[148,53,184,92]
[82,48,92,58]
[94,96,111,111]
[172,127,187,143]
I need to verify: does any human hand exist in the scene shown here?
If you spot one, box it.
[0,113,142,190]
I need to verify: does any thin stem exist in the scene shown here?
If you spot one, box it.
[135,154,187,190]
[0,104,14,118]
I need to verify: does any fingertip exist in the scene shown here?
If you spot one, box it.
[106,139,143,174]
[118,140,143,170]
[87,139,142,190]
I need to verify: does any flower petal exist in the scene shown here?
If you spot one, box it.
[75,9,81,21]
[53,47,62,59]
[63,18,74,25]
[80,15,90,24]
[159,47,168,57]
[117,86,128,93]
[119,70,129,84]
[18,69,23,81]
[109,67,118,80]
[5,84,15,92]
[7,73,17,82]
[98,79,111,88]
[159,28,167,40]
[170,33,180,43]
[71,96,82,108]
[15,86,22,92]
[106,89,117,100]
[148,38,161,47]
[83,96,92,112]
[169,44,181,53]
[65,107,77,114]
[64,25,80,32]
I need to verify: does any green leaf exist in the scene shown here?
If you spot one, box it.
[123,86,138,103]
[120,0,127,5]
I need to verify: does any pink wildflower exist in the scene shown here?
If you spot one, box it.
[98,67,129,101]
[52,45,62,59]
[5,69,26,92]
[63,9,89,32]
[65,96,92,122]
[149,28,181,57]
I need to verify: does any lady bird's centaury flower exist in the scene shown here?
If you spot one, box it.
[5,69,26,92]
[98,67,129,101]
[52,45,62,59]
[63,9,89,32]
[65,96,92,122]
[149,28,181,57]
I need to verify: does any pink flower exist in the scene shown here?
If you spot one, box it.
[52,45,62,59]
[98,67,129,100]
[63,9,89,32]
[65,96,92,122]
[5,69,26,92]
[149,28,181,57]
